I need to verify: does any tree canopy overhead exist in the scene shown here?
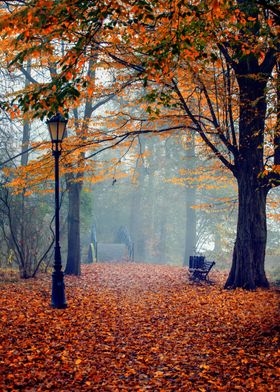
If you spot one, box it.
[0,0,279,288]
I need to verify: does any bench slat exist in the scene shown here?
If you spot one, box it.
[188,257,215,282]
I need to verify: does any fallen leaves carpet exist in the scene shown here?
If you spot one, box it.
[0,263,279,391]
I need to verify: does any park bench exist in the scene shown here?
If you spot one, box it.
[189,255,215,282]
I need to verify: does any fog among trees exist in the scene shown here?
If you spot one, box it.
[0,0,279,288]
[89,134,280,278]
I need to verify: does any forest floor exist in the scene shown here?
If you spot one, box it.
[0,263,279,391]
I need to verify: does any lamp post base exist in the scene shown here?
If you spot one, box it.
[51,271,67,309]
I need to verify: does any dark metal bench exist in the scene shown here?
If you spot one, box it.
[189,256,215,282]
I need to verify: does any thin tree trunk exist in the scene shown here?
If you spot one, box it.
[64,57,96,275]
[129,138,147,261]
[183,132,197,266]
[183,185,197,266]
[158,213,167,263]
[64,182,82,275]
[19,61,31,278]
[129,170,146,261]
[214,229,222,254]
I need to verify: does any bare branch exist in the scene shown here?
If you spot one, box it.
[172,79,236,174]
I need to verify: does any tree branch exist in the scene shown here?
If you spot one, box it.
[19,66,38,84]
[218,44,238,71]
[0,143,45,168]
[260,47,277,75]
[62,124,187,169]
[256,0,280,18]
[172,80,236,174]
[196,74,239,157]
[226,63,238,148]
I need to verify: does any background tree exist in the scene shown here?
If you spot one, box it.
[116,0,280,289]
[1,0,279,288]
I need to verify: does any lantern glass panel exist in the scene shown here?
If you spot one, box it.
[47,114,67,142]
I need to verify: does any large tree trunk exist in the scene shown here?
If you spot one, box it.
[225,172,269,289]
[225,61,270,289]
[64,182,82,275]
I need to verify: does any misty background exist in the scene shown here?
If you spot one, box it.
[71,134,280,280]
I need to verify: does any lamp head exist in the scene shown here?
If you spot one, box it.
[47,113,67,143]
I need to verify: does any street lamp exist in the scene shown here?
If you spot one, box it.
[47,113,67,309]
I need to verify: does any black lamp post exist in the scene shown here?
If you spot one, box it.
[47,113,67,309]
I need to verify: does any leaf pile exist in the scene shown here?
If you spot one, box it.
[0,264,279,391]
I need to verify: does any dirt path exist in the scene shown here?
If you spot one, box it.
[0,263,279,391]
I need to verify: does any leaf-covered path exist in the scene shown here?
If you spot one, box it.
[0,264,279,391]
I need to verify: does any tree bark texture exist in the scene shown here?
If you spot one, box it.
[64,182,82,275]
[225,173,269,289]
[275,61,280,165]
[225,64,270,289]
